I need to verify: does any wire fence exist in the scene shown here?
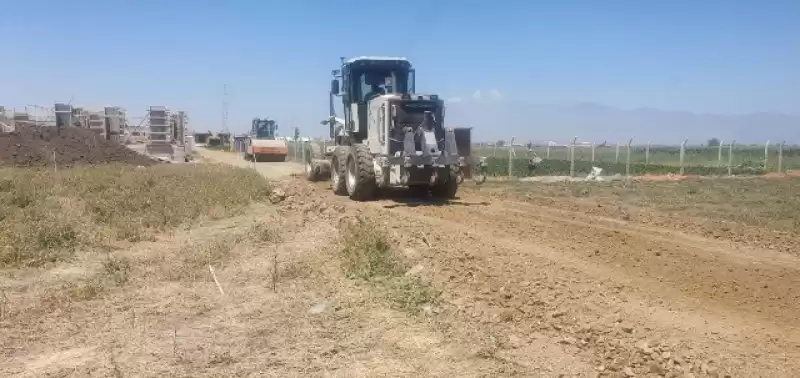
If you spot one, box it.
[285,139,320,164]
[276,137,797,178]
[472,138,798,178]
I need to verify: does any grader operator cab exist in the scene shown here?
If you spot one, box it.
[306,56,469,201]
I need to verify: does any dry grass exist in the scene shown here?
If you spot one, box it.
[2,203,502,377]
[338,217,439,315]
[485,176,800,232]
[0,164,272,267]
[0,162,529,376]
[249,220,282,244]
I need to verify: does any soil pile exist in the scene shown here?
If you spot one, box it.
[0,125,158,167]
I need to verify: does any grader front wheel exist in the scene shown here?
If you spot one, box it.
[345,145,376,201]
[331,151,348,196]
[430,166,459,199]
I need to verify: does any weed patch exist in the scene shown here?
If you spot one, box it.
[249,221,282,244]
[339,218,405,280]
[338,217,439,314]
[102,255,132,286]
[385,275,440,315]
[165,238,240,281]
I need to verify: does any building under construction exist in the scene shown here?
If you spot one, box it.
[145,106,174,157]
[170,110,187,145]
[54,103,126,141]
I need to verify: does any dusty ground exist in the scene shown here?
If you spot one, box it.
[3,148,799,377]
[196,147,305,179]
[197,150,800,377]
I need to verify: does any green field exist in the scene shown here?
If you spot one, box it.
[284,141,799,177]
[473,144,800,177]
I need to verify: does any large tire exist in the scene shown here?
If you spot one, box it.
[430,165,459,199]
[304,142,323,181]
[345,145,376,201]
[331,149,348,196]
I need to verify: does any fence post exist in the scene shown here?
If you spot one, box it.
[508,137,515,178]
[778,141,784,173]
[615,142,620,164]
[591,143,596,165]
[727,140,735,176]
[626,137,632,177]
[546,143,550,158]
[301,139,306,164]
[569,136,577,177]
[679,138,688,175]
[718,140,724,166]
[645,140,651,166]
[764,140,770,173]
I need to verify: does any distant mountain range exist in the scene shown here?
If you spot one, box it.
[445,100,799,145]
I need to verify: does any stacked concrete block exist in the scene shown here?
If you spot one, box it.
[0,106,11,132]
[169,110,187,146]
[87,110,106,138]
[72,107,88,128]
[54,103,72,130]
[147,106,171,143]
[104,106,124,142]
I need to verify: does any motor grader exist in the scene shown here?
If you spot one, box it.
[304,56,476,201]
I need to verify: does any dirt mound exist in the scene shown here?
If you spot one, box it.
[0,125,158,168]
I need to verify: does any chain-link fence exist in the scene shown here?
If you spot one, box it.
[284,139,329,164]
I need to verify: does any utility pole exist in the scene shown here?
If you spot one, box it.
[222,84,229,134]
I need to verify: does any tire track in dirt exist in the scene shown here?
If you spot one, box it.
[465,198,800,330]
[370,191,800,376]
[286,178,800,377]
[201,149,799,376]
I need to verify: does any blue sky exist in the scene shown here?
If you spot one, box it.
[1,0,798,139]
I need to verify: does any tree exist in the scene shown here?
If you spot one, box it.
[496,140,505,147]
[707,137,721,147]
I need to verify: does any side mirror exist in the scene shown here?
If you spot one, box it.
[331,79,340,95]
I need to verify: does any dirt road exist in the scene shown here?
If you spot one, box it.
[198,149,800,377]
[196,147,305,179]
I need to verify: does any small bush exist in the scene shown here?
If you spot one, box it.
[0,164,271,267]
[385,276,440,315]
[249,221,281,243]
[103,255,132,285]
[338,217,439,314]
[339,218,406,280]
